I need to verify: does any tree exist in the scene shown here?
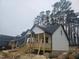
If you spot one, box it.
[33,0,79,46]
[51,0,71,24]
[34,10,51,26]
[34,16,41,25]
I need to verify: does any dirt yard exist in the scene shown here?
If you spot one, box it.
[20,54,47,59]
[0,54,47,59]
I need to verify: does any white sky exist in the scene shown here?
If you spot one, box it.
[0,0,79,36]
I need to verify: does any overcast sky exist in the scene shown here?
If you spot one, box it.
[0,0,79,36]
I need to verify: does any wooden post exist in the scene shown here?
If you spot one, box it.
[38,34,40,54]
[38,34,40,47]
[25,34,27,45]
[29,33,32,56]
[31,33,32,43]
[32,34,34,52]
[32,34,34,49]
[43,33,45,54]
[16,41,18,48]
[38,34,39,43]
[12,40,16,50]
[30,33,32,52]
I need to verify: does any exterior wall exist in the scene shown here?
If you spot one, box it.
[32,26,44,34]
[52,26,69,51]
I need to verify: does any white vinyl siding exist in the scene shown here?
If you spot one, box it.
[52,26,69,51]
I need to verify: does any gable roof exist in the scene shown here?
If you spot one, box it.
[31,24,60,34]
[39,24,60,34]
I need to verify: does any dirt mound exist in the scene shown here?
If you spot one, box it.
[33,55,46,59]
[0,55,4,59]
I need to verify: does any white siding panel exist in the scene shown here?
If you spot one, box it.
[32,26,44,34]
[52,26,69,51]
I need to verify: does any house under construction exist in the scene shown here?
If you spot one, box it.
[19,24,69,54]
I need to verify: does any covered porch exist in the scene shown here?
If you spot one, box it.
[27,32,52,54]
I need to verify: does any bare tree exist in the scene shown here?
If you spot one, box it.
[33,0,79,46]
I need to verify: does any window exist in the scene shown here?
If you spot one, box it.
[46,37,48,43]
[42,37,48,43]
[61,30,62,36]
